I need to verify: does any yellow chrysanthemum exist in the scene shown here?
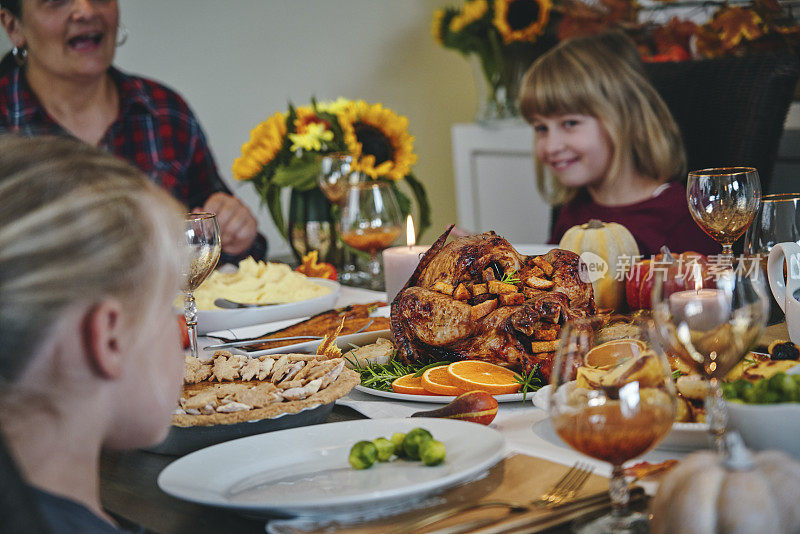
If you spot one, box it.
[431,9,446,44]
[232,112,287,181]
[450,0,489,33]
[493,0,551,44]
[288,122,334,152]
[338,101,417,182]
[317,97,352,115]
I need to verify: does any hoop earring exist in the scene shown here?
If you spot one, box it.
[11,46,27,67]
[116,23,128,47]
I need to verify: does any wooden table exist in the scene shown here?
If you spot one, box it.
[100,405,367,534]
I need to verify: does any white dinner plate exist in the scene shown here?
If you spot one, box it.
[195,278,341,334]
[354,385,535,404]
[532,384,710,452]
[157,418,505,518]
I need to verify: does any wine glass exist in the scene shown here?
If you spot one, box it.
[687,167,761,259]
[183,213,221,358]
[744,193,800,323]
[651,265,768,451]
[339,180,403,291]
[317,153,354,206]
[549,316,676,534]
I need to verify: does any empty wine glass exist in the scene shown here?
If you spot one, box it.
[687,167,761,259]
[184,213,221,358]
[339,180,403,291]
[316,153,354,206]
[651,265,768,451]
[550,316,676,534]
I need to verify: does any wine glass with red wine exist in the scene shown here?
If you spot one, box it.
[549,316,676,534]
[339,180,403,291]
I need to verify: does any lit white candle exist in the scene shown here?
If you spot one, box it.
[382,215,429,303]
[668,288,730,331]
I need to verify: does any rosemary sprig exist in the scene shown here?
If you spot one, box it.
[514,364,543,403]
[343,356,449,392]
[671,369,685,381]
[499,270,521,285]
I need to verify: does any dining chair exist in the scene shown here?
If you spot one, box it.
[0,429,51,534]
[644,52,800,194]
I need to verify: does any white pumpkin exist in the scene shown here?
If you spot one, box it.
[558,219,639,312]
[651,435,800,534]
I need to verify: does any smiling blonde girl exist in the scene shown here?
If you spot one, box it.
[520,32,719,257]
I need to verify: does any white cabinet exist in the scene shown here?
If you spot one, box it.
[451,122,550,244]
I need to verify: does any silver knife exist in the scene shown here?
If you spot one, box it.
[203,336,323,351]
[203,318,375,351]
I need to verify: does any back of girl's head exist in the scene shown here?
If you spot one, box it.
[520,31,686,201]
[0,135,184,382]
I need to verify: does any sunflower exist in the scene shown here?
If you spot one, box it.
[316,97,352,115]
[338,101,417,182]
[232,112,287,181]
[431,8,446,44]
[449,0,489,33]
[494,0,552,44]
[288,122,334,152]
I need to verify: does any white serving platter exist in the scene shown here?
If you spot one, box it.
[195,278,341,334]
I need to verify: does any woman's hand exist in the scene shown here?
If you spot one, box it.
[197,192,258,256]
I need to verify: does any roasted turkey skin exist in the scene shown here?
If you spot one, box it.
[391,226,595,377]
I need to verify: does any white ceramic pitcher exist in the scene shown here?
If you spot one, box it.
[767,242,800,343]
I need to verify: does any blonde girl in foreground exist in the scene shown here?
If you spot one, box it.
[520,32,718,257]
[0,135,185,533]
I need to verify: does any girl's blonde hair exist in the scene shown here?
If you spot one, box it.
[0,135,185,381]
[519,32,686,205]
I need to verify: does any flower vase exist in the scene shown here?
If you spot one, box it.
[287,188,340,265]
[472,53,533,124]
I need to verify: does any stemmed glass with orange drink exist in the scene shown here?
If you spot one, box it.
[549,316,676,534]
[339,180,403,291]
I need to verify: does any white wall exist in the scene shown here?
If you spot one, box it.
[1,0,477,255]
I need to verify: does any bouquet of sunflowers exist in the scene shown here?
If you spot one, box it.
[432,0,560,120]
[232,98,431,242]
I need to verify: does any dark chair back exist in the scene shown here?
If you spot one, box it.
[644,53,800,193]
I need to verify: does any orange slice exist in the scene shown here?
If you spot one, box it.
[391,374,429,395]
[586,339,646,370]
[446,361,522,395]
[421,366,467,396]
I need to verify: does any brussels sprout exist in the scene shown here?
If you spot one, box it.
[419,439,446,466]
[373,437,395,462]
[403,428,433,460]
[721,382,738,400]
[349,440,378,469]
[733,379,753,397]
[390,432,407,457]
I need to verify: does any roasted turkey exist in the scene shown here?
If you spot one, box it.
[390,226,595,380]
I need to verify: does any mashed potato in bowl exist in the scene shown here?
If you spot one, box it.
[192,258,334,310]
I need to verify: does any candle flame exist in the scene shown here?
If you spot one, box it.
[406,215,416,246]
[692,263,703,291]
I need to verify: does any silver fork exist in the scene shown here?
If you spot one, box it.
[390,462,595,534]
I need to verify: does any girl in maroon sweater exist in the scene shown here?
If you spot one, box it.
[519,32,719,258]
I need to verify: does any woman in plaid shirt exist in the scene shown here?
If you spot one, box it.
[0,0,266,263]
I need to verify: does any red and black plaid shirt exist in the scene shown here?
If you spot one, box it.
[0,64,266,261]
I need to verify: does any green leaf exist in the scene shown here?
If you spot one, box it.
[263,183,287,239]
[391,182,412,220]
[403,173,432,241]
[271,157,319,191]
